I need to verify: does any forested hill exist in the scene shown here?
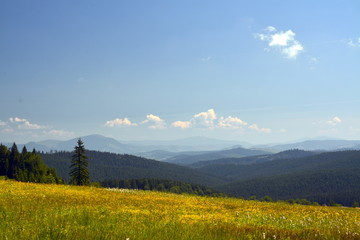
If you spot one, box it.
[220,168,360,206]
[164,147,271,165]
[41,151,225,187]
[191,149,317,168]
[196,150,360,182]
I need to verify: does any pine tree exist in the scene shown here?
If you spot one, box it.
[8,143,19,179]
[69,138,90,185]
[0,144,9,176]
[22,146,28,154]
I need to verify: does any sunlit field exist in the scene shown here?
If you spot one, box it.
[1,180,359,240]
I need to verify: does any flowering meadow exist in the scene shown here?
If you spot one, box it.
[0,180,359,240]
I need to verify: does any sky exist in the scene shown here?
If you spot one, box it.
[1,0,360,144]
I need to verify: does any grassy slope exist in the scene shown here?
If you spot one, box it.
[1,180,360,240]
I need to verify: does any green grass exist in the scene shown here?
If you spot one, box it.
[1,180,360,239]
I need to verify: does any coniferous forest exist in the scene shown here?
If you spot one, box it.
[0,143,62,183]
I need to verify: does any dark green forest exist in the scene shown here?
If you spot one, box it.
[3,142,360,206]
[196,150,360,182]
[41,151,225,187]
[191,149,318,168]
[219,168,360,206]
[0,143,62,183]
[101,178,225,197]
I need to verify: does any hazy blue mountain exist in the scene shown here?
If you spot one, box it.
[36,139,63,149]
[3,134,252,156]
[164,147,271,165]
[55,134,140,153]
[135,150,184,161]
[124,136,252,149]
[253,140,360,152]
[2,135,134,153]
[191,149,317,168]
[1,142,51,152]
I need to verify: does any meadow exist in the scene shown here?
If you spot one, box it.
[0,179,359,240]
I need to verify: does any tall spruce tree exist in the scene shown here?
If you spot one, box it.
[8,143,19,179]
[0,144,9,176]
[69,138,89,185]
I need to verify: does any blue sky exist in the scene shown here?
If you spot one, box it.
[1,0,360,144]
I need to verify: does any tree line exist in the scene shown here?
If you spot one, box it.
[0,139,88,185]
[0,143,62,183]
[101,178,225,197]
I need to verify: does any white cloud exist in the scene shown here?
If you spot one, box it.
[105,118,137,127]
[255,26,304,59]
[9,117,44,130]
[281,43,304,58]
[142,114,166,129]
[348,38,360,47]
[266,26,276,32]
[4,117,75,140]
[327,116,342,125]
[192,109,217,128]
[248,124,272,133]
[0,120,7,127]
[172,121,191,129]
[171,109,272,134]
[218,116,248,129]
[269,30,296,46]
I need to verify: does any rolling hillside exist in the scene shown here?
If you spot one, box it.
[219,168,360,206]
[191,149,317,168]
[164,147,271,165]
[196,150,360,182]
[41,151,225,187]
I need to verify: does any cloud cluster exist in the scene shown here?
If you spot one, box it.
[218,116,248,129]
[9,117,44,130]
[1,117,75,139]
[105,109,271,134]
[348,38,360,47]
[172,109,271,133]
[171,121,191,129]
[105,118,137,127]
[106,114,166,129]
[142,114,166,129]
[256,26,304,59]
[327,116,342,125]
[192,109,217,128]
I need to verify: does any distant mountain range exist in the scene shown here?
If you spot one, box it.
[164,147,272,165]
[1,135,250,156]
[2,134,360,162]
[253,139,360,151]
[190,149,317,168]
